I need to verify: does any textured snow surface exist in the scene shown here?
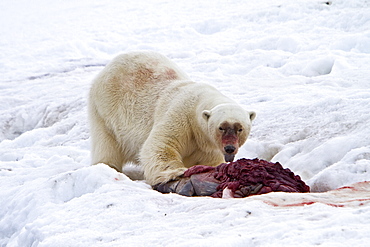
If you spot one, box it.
[1,0,370,246]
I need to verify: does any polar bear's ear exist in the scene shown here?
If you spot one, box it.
[249,111,256,121]
[202,110,211,121]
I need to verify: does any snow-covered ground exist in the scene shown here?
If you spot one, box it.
[1,0,370,246]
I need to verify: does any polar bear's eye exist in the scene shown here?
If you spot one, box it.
[219,127,224,131]
[238,129,243,132]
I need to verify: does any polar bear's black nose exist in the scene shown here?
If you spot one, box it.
[224,145,236,154]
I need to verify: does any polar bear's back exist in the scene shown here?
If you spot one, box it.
[105,51,189,89]
[90,51,190,115]
[89,52,191,162]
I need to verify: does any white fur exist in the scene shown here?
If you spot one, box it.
[88,51,255,185]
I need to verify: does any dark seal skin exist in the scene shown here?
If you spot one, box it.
[153,173,220,196]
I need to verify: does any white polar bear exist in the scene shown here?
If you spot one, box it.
[88,51,256,186]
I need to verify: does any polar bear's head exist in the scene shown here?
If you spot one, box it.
[202,104,256,162]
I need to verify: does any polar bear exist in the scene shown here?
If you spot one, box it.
[89,51,256,186]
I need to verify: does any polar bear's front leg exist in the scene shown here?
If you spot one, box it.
[140,140,187,186]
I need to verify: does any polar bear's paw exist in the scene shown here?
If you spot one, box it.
[147,167,187,186]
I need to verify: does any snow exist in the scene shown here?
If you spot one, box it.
[1,0,370,246]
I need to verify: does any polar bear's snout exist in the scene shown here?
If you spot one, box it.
[218,123,243,163]
[224,145,236,154]
[224,145,237,162]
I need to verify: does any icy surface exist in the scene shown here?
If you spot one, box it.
[1,0,370,246]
